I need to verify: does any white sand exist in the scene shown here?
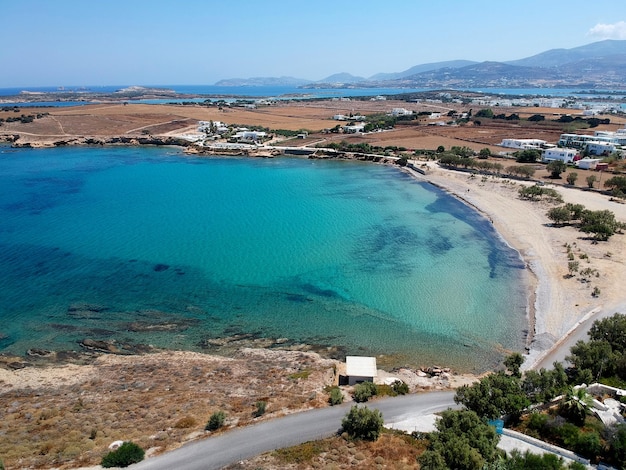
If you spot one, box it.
[408,162,626,369]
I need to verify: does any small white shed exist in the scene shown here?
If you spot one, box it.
[345,356,377,385]
[576,158,602,170]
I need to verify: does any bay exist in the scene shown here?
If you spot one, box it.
[0,145,528,372]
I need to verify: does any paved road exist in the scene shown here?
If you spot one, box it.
[533,300,626,370]
[130,391,457,470]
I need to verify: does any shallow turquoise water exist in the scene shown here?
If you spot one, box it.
[0,145,528,372]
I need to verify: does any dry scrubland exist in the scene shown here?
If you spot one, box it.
[0,350,336,469]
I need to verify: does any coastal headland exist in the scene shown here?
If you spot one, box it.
[2,95,626,468]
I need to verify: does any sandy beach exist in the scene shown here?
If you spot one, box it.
[409,162,626,370]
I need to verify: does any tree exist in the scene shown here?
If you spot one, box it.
[568,339,616,382]
[479,148,492,159]
[579,209,622,241]
[504,353,524,378]
[475,108,495,118]
[567,261,580,277]
[455,371,529,421]
[205,411,226,431]
[515,149,541,163]
[329,386,344,405]
[101,441,145,468]
[589,313,626,350]
[528,114,546,122]
[547,206,572,226]
[604,176,626,195]
[566,172,578,185]
[353,381,377,403]
[547,160,567,178]
[436,145,445,153]
[586,175,597,188]
[419,410,499,470]
[521,363,568,404]
[559,387,592,426]
[341,405,383,441]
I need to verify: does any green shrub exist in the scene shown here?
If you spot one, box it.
[353,381,377,403]
[101,441,145,468]
[205,410,226,431]
[328,387,344,405]
[254,401,267,417]
[341,405,383,441]
[392,380,409,395]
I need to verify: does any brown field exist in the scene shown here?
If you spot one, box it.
[1,99,623,152]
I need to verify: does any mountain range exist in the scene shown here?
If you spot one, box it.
[214,40,626,89]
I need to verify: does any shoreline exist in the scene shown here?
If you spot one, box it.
[404,162,626,370]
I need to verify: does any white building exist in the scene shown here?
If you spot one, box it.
[576,158,602,170]
[586,141,616,156]
[233,130,266,142]
[343,123,366,133]
[345,356,377,385]
[558,133,619,149]
[543,148,577,163]
[390,108,413,117]
[499,138,546,150]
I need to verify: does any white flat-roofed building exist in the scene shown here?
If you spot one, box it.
[345,356,377,385]
[390,108,413,117]
[558,133,619,149]
[499,138,546,150]
[343,123,365,134]
[543,148,577,163]
[586,141,616,156]
[576,158,602,170]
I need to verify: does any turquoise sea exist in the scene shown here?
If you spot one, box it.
[0,146,528,372]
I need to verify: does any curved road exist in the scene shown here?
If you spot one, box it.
[131,391,457,470]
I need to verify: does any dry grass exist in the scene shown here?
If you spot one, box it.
[224,430,426,469]
[0,349,336,469]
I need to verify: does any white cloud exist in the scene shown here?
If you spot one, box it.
[588,21,626,39]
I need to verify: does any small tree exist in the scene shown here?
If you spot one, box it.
[566,172,578,185]
[353,381,377,403]
[504,353,524,378]
[559,387,593,425]
[329,387,344,405]
[254,400,267,417]
[205,410,226,431]
[101,441,145,468]
[392,380,410,395]
[341,405,383,441]
[568,261,580,277]
[586,175,597,188]
[419,410,499,470]
[547,206,572,226]
[515,149,541,163]
[547,160,567,178]
[478,148,491,159]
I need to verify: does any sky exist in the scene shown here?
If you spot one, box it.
[1,0,625,88]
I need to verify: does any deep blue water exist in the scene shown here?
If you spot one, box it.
[0,145,528,372]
